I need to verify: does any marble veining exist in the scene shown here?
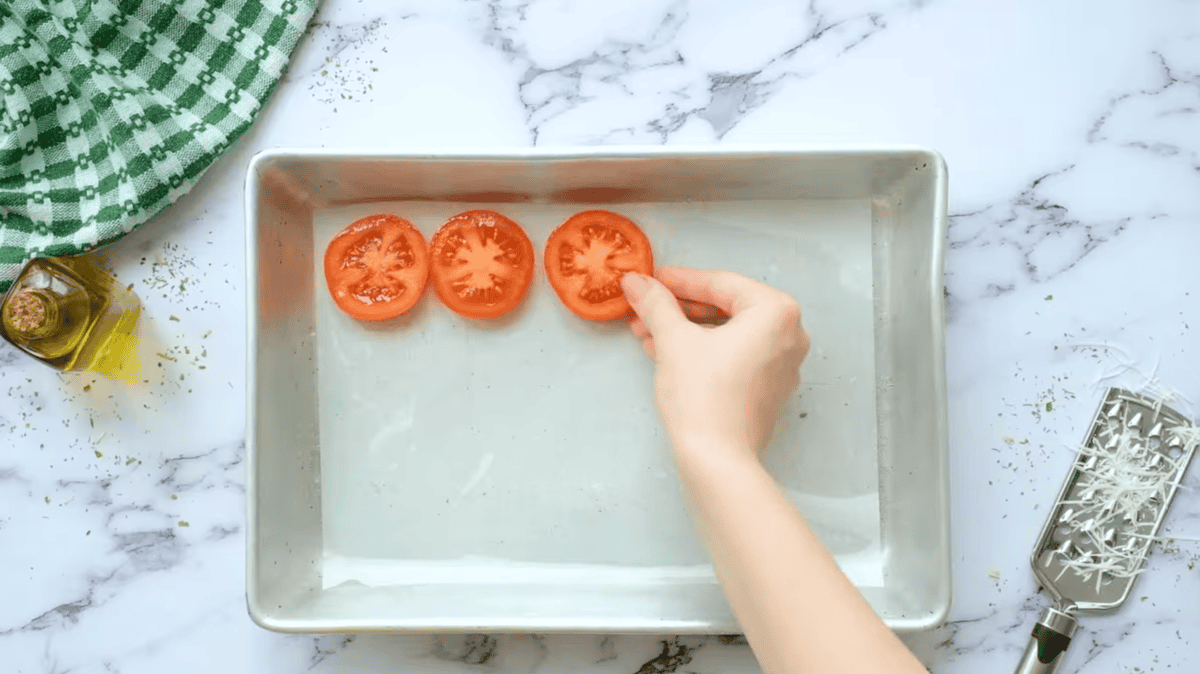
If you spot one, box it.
[2,0,1199,672]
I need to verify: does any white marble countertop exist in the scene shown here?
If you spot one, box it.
[3,1,1199,672]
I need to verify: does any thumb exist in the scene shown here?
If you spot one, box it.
[621,272,686,335]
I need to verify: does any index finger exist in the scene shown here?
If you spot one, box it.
[656,266,778,315]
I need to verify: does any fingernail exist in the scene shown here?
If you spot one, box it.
[620,272,649,295]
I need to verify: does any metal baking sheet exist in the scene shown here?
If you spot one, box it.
[245,147,950,633]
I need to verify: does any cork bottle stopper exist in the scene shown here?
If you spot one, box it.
[5,291,47,333]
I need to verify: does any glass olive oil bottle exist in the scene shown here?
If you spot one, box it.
[1,255,142,383]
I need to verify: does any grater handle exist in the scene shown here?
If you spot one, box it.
[1014,607,1079,674]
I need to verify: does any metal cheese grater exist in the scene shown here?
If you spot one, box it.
[1015,388,1199,674]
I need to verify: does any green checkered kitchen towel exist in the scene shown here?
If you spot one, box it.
[0,0,318,292]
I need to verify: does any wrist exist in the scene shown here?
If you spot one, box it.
[672,433,762,477]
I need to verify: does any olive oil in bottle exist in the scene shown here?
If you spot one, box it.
[1,255,142,383]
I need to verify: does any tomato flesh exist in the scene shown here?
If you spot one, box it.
[429,210,535,319]
[545,210,654,321]
[324,214,429,321]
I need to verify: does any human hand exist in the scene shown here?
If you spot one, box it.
[620,267,811,460]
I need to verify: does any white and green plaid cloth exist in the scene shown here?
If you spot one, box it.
[0,0,317,292]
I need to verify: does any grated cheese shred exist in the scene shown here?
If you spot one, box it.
[1049,414,1200,588]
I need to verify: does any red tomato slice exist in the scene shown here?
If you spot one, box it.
[324,214,429,321]
[429,210,535,319]
[544,210,654,321]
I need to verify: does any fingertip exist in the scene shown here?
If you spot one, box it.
[639,336,656,360]
[630,316,649,339]
[623,272,687,334]
[620,272,650,297]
